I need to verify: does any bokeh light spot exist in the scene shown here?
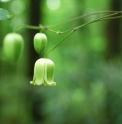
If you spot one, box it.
[11,0,25,14]
[46,0,60,10]
[0,0,10,2]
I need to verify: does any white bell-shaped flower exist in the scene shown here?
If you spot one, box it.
[30,58,56,86]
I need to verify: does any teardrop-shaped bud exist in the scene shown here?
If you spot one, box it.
[3,33,24,62]
[34,33,47,54]
[30,58,45,85]
[44,59,56,86]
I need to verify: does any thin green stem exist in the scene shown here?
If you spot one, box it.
[46,28,63,34]
[13,11,122,34]
[47,10,122,28]
[75,12,119,30]
[46,12,121,34]
[12,11,122,57]
[13,24,41,32]
[44,12,121,57]
[100,15,122,20]
[44,30,75,58]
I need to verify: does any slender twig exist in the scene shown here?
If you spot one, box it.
[44,12,122,57]
[13,24,41,32]
[44,30,75,58]
[99,15,122,20]
[13,11,122,33]
[12,11,122,57]
[47,10,122,28]
[75,12,119,30]
[46,12,120,34]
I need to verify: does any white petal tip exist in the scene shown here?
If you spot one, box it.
[43,81,56,86]
[30,81,43,86]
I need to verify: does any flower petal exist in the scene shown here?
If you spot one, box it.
[30,58,45,85]
[44,59,56,86]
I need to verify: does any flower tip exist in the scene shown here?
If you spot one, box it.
[43,81,56,86]
[52,82,56,86]
[30,81,33,84]
[30,81,36,85]
[30,81,43,86]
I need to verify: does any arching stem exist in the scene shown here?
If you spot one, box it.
[44,30,75,58]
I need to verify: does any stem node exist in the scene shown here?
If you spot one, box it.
[56,31,62,34]
[72,28,77,32]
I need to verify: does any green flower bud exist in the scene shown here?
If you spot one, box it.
[3,33,24,62]
[34,33,47,54]
[30,58,56,86]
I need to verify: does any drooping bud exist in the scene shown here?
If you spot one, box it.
[34,33,47,54]
[30,58,56,86]
[3,33,24,62]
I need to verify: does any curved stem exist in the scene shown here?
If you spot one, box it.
[44,30,75,58]
[46,12,121,34]
[13,11,122,34]
[12,11,122,57]
[44,12,120,57]
[75,12,119,30]
[100,15,122,20]
[13,24,42,32]
[47,10,122,28]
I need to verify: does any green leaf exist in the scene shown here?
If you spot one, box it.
[0,8,13,20]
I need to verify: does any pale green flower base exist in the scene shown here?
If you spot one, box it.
[30,58,56,86]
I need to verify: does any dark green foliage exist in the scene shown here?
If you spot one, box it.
[0,8,13,20]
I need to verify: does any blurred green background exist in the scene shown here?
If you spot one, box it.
[0,0,122,124]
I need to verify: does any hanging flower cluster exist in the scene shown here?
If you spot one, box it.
[31,33,56,86]
[3,32,56,86]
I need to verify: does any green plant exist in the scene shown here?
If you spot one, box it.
[1,9,122,86]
